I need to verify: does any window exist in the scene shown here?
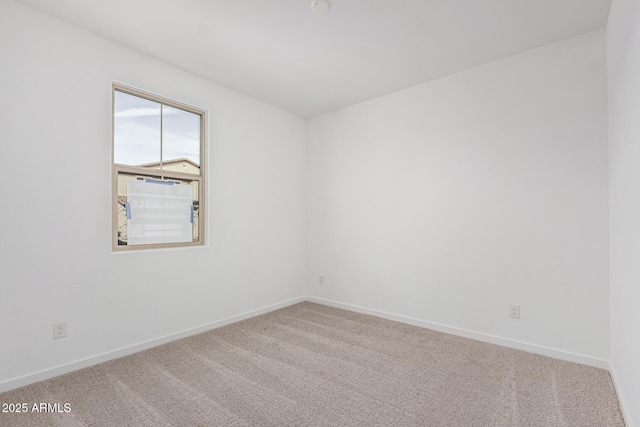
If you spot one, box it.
[112,84,205,250]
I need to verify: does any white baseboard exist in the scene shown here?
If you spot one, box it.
[609,362,633,427]
[0,296,306,394]
[306,296,610,370]
[0,295,614,396]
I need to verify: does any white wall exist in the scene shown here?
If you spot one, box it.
[0,0,617,402]
[307,30,609,363]
[608,0,640,424]
[0,0,306,390]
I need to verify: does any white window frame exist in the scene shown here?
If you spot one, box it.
[111,83,206,251]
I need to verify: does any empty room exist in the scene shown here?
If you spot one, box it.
[0,0,638,425]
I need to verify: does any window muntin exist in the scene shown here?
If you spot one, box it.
[112,84,205,251]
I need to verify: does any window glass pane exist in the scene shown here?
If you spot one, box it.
[114,90,161,166]
[116,171,200,245]
[117,171,162,245]
[162,105,201,174]
[112,85,205,250]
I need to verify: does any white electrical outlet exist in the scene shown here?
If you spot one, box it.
[509,305,521,319]
[53,321,68,339]
[319,275,324,285]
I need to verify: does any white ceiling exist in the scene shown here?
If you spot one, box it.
[16,0,612,117]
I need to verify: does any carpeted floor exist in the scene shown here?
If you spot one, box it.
[0,302,625,426]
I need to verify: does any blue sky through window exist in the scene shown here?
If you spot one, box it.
[114,90,200,167]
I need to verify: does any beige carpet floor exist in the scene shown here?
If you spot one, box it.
[0,302,625,426]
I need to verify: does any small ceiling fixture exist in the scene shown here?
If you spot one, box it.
[311,0,331,13]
